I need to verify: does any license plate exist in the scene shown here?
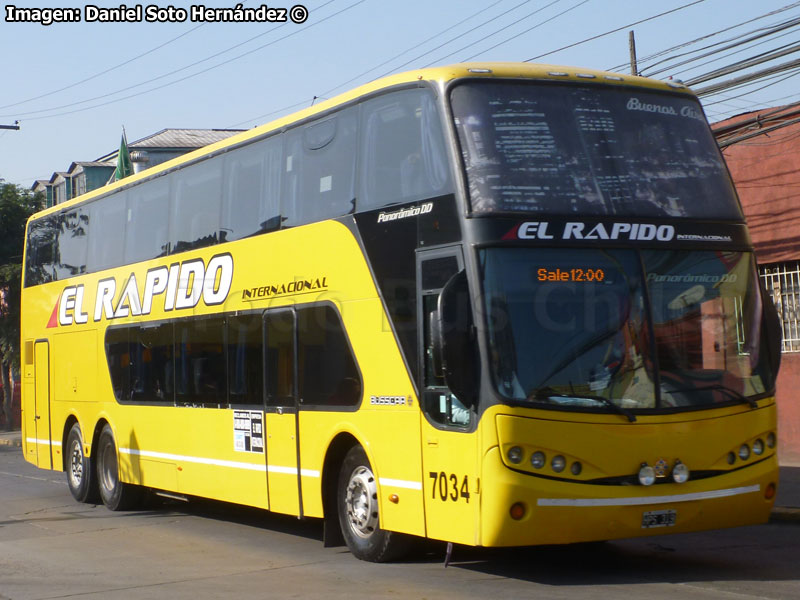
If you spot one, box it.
[641,509,677,528]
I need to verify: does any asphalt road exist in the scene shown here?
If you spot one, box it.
[1,444,799,600]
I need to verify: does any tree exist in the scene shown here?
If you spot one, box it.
[0,179,43,430]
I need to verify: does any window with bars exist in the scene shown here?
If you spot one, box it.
[760,261,800,353]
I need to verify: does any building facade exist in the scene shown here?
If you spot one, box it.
[34,128,243,204]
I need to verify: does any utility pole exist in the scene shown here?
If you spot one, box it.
[0,121,20,130]
[629,30,639,76]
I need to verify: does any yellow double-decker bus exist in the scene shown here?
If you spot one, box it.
[21,63,782,562]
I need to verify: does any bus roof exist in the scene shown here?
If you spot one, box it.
[30,62,693,220]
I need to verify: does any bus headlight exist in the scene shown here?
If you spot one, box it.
[739,444,751,461]
[672,461,690,484]
[753,439,764,456]
[530,451,546,469]
[507,446,523,464]
[551,455,566,473]
[638,464,656,486]
[767,432,776,448]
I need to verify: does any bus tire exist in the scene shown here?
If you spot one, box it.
[337,445,409,562]
[96,424,142,511]
[65,423,99,504]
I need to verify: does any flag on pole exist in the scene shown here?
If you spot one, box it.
[115,128,133,181]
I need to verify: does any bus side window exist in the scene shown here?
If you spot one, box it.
[54,207,89,280]
[296,305,361,407]
[126,177,171,264]
[129,322,174,404]
[358,89,451,211]
[105,326,133,402]
[171,160,222,253]
[175,316,226,407]
[87,193,127,273]
[221,135,282,242]
[24,216,58,286]
[282,107,357,227]
[266,311,295,407]
[228,313,264,406]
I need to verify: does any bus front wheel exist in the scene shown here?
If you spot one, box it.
[66,423,99,504]
[337,445,409,562]
[96,424,142,511]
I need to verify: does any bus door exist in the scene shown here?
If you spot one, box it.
[417,247,480,545]
[29,340,53,469]
[264,308,302,516]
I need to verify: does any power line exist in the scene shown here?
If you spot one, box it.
[660,30,800,83]
[0,0,265,112]
[0,23,206,111]
[455,0,593,64]
[1,0,336,120]
[424,0,570,65]
[630,3,800,74]
[228,0,532,127]
[307,0,508,102]
[645,15,800,79]
[9,0,365,123]
[525,0,706,62]
[374,0,534,79]
[686,40,800,86]
[695,57,800,97]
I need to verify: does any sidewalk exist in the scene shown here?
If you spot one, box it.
[1,429,798,522]
[0,430,21,448]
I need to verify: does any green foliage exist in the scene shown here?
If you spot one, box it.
[0,178,44,372]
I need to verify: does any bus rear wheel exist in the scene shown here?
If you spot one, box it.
[66,423,99,504]
[337,445,409,562]
[96,424,142,511]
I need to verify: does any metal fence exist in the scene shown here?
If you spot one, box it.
[760,261,800,353]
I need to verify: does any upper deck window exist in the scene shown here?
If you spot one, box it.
[359,88,451,210]
[450,80,742,220]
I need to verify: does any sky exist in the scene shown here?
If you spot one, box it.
[2,0,800,188]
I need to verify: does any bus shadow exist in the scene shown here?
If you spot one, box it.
[149,494,326,543]
[442,527,800,585]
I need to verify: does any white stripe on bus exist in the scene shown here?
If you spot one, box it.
[25,438,62,447]
[536,484,760,507]
[32,444,408,486]
[119,447,322,477]
[379,478,423,490]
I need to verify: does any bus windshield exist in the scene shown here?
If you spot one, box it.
[451,80,742,219]
[479,248,775,412]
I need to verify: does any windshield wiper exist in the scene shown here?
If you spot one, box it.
[664,384,758,409]
[530,387,637,422]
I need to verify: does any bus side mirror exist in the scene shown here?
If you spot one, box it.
[436,270,478,407]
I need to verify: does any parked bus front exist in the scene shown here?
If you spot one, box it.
[425,71,782,547]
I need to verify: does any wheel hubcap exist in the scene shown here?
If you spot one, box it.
[345,466,378,539]
[68,440,83,488]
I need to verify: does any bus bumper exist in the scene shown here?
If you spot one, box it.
[480,447,778,547]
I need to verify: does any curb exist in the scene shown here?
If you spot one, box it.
[0,433,22,448]
[770,507,800,523]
